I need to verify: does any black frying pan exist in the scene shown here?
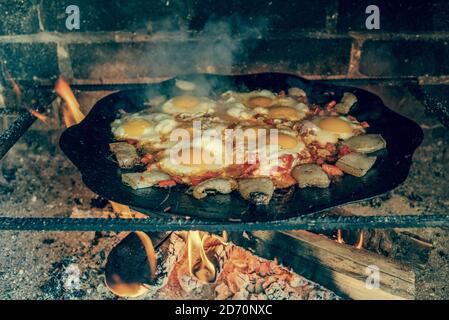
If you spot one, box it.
[60,73,423,222]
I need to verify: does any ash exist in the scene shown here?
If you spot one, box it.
[140,233,339,300]
[0,87,449,299]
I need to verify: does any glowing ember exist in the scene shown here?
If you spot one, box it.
[187,231,217,283]
[55,78,85,127]
[355,231,364,250]
[106,276,150,298]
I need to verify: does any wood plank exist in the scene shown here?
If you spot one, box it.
[229,230,415,300]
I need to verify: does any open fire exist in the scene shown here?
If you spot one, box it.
[54,79,223,296]
[48,77,425,301]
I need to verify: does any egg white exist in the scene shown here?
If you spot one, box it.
[111,111,178,144]
[160,96,217,117]
[307,116,359,145]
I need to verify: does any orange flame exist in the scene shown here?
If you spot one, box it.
[355,231,364,250]
[337,229,344,244]
[5,71,47,122]
[28,108,48,122]
[106,201,158,297]
[54,78,85,127]
[109,201,133,218]
[135,231,157,280]
[187,231,216,283]
[5,71,21,102]
[109,201,157,279]
[222,230,228,243]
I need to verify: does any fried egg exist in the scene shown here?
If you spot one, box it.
[266,103,308,121]
[223,102,255,121]
[161,95,217,117]
[308,116,359,145]
[221,90,277,109]
[111,112,178,143]
[158,136,226,177]
[240,127,306,176]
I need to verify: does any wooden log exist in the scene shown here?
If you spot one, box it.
[229,230,415,300]
[332,207,434,264]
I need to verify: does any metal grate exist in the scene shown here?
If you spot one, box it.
[0,81,447,232]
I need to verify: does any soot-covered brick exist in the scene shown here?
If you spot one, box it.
[360,39,449,77]
[337,0,449,32]
[0,43,59,80]
[41,0,191,33]
[0,0,40,35]
[241,38,352,75]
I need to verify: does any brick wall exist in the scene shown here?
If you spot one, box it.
[0,0,449,85]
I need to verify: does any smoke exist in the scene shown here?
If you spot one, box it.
[86,16,268,83]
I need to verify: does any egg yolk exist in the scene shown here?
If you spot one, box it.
[318,117,352,133]
[276,133,299,150]
[172,96,200,109]
[122,118,151,136]
[247,96,273,108]
[268,106,302,121]
[177,147,219,167]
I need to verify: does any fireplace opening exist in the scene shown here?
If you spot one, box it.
[1,0,449,302]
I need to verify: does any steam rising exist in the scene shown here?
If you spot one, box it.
[86,17,268,81]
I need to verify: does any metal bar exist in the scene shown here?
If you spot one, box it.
[0,214,448,232]
[0,89,52,159]
[0,110,37,159]
[24,76,421,92]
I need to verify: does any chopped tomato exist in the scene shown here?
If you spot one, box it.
[125,138,139,145]
[283,174,297,186]
[280,154,294,170]
[264,118,274,125]
[242,162,260,175]
[325,100,337,111]
[338,145,351,157]
[140,153,154,165]
[170,175,183,184]
[322,164,343,176]
[325,143,337,154]
[360,121,370,128]
[190,171,221,185]
[312,108,324,116]
[157,180,177,187]
[278,90,286,97]
[347,115,357,122]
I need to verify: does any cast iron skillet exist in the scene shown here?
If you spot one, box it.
[60,73,423,222]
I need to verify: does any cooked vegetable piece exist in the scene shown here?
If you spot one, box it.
[288,87,307,98]
[192,178,237,199]
[334,92,357,114]
[343,134,386,153]
[292,164,330,188]
[109,142,139,168]
[238,178,274,205]
[175,79,196,91]
[122,170,170,189]
[336,153,377,177]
